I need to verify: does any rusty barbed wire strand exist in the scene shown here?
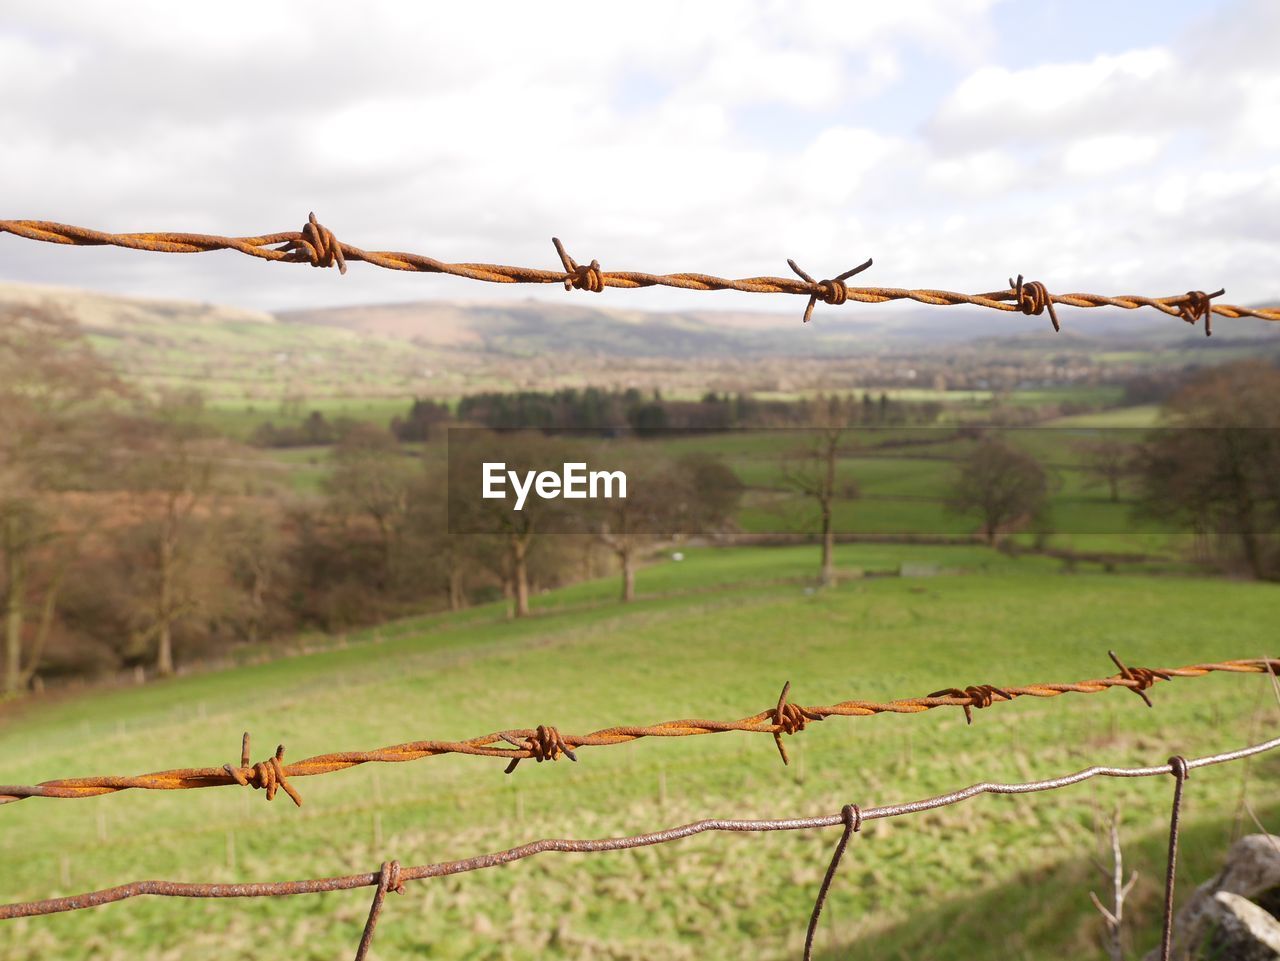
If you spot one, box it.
[1,733,1276,961]
[2,215,1277,330]
[0,654,1275,807]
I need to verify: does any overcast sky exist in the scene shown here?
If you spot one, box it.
[1,0,1276,315]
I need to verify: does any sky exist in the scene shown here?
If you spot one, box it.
[1,0,1277,315]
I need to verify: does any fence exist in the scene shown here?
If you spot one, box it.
[2,653,1277,961]
[2,653,1272,805]
[3,214,1280,957]
[4,215,1279,332]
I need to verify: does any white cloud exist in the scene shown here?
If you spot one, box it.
[0,0,1277,315]
[1058,134,1166,178]
[924,148,1026,196]
[937,49,1176,140]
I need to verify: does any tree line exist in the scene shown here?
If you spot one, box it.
[248,388,946,448]
[0,307,744,692]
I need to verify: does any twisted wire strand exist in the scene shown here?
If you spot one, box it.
[1,655,1273,807]
[2,217,1276,328]
[1,733,1275,923]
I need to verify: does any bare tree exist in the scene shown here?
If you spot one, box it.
[781,403,856,587]
[449,431,576,618]
[592,450,739,602]
[1077,438,1136,503]
[325,424,416,590]
[400,463,499,612]
[0,500,72,693]
[1135,361,1280,580]
[946,436,1049,546]
[114,417,223,676]
[220,503,289,645]
[0,303,124,693]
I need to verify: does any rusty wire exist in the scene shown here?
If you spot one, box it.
[2,215,1276,330]
[1,654,1274,808]
[1159,756,1190,961]
[1,653,1273,805]
[1,734,1275,961]
[804,802,862,961]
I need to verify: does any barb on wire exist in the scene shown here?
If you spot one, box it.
[1109,650,1172,709]
[773,680,823,765]
[552,237,603,293]
[787,256,873,323]
[223,733,302,807]
[2,734,1276,961]
[1010,274,1060,332]
[925,683,1013,725]
[1,655,1274,807]
[500,724,578,774]
[3,216,1277,331]
[1177,288,1224,337]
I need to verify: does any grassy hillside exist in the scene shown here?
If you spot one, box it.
[1,544,1276,960]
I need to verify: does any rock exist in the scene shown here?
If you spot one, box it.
[1193,892,1280,959]
[1145,834,1280,961]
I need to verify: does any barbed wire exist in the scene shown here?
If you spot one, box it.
[2,734,1274,961]
[3,215,1277,331]
[2,653,1274,808]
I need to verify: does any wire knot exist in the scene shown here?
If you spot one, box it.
[927,684,1013,725]
[223,732,303,807]
[292,212,346,274]
[842,802,863,833]
[355,860,406,961]
[788,257,872,323]
[1009,274,1060,332]
[803,802,864,961]
[500,724,578,774]
[1177,288,1223,337]
[380,860,405,896]
[1108,650,1173,708]
[771,681,823,765]
[1168,755,1189,781]
[552,238,603,292]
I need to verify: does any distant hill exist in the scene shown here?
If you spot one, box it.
[1,282,1275,415]
[279,294,1280,357]
[4,280,1274,363]
[0,280,277,334]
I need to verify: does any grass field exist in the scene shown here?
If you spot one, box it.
[1,544,1276,961]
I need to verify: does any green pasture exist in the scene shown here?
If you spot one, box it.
[241,414,1183,552]
[1050,405,1162,428]
[1,543,1276,961]
[658,423,1170,551]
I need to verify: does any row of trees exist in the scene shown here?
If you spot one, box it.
[455,387,937,435]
